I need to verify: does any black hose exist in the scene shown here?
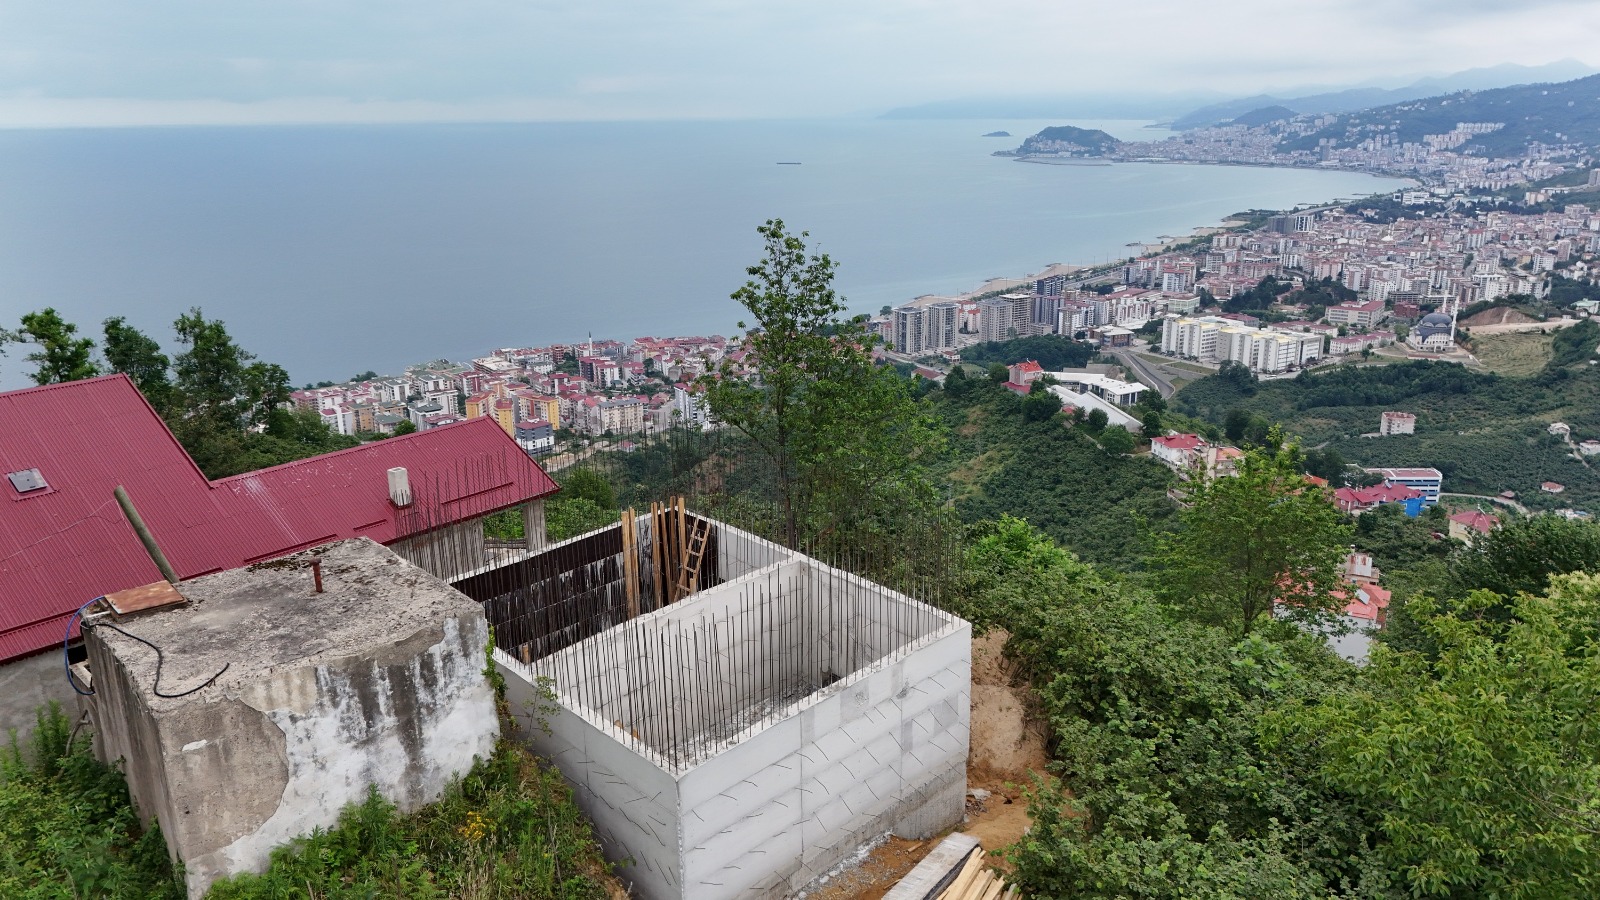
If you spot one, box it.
[84,621,229,698]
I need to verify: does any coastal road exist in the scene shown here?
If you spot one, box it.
[1106,347,1178,398]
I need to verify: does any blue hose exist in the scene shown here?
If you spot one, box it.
[64,597,102,696]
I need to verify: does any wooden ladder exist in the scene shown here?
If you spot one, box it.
[675,512,712,602]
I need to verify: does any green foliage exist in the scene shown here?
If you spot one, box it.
[1268,577,1600,898]
[393,419,418,435]
[206,741,611,900]
[17,308,98,385]
[1175,358,1600,512]
[0,705,183,899]
[1549,317,1600,367]
[933,380,1176,568]
[1151,443,1352,636]
[960,335,1096,372]
[703,219,941,548]
[983,526,1364,897]
[559,468,616,510]
[545,498,618,542]
[1021,389,1060,423]
[1451,512,1600,601]
[103,317,173,411]
[987,362,1009,383]
[1097,424,1135,455]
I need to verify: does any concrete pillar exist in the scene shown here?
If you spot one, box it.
[522,499,548,552]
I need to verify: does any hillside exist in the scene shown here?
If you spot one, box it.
[1169,59,1598,129]
[1002,125,1122,158]
[1231,105,1295,127]
[1173,322,1600,513]
[1280,73,1600,156]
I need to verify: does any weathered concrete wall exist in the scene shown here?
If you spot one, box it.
[85,539,500,899]
[522,499,548,552]
[0,650,80,744]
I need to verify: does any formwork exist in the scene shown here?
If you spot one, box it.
[482,516,970,900]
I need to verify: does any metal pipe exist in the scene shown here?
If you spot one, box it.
[114,485,179,584]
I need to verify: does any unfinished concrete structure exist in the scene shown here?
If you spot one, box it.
[484,516,970,900]
[83,538,499,898]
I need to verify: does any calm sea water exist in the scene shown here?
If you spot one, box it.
[0,119,1407,387]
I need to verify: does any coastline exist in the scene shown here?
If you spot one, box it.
[1009,153,1423,188]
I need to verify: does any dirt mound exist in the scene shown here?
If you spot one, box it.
[1463,306,1537,327]
[968,630,1049,784]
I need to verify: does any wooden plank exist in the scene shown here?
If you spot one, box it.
[936,850,984,900]
[621,508,640,619]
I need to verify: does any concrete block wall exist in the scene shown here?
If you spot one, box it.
[498,548,971,900]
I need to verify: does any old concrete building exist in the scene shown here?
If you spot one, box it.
[83,538,498,898]
[0,374,558,738]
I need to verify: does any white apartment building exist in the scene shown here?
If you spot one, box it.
[1161,315,1228,362]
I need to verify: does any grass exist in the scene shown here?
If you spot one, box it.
[0,704,184,900]
[1470,332,1557,377]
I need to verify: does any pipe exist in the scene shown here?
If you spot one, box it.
[114,485,179,584]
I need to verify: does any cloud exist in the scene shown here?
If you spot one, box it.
[0,0,1595,124]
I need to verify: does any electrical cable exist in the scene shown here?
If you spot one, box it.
[63,597,102,696]
[81,620,229,699]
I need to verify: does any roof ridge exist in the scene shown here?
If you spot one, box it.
[208,417,502,484]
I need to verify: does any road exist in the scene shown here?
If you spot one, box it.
[1106,347,1180,398]
[1440,492,1529,516]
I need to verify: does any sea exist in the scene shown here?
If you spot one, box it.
[0,118,1409,388]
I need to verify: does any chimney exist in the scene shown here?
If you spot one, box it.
[387,467,413,507]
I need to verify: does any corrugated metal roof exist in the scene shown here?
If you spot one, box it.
[0,374,558,663]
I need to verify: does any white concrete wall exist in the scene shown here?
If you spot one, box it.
[499,649,684,898]
[497,557,971,900]
[675,623,970,899]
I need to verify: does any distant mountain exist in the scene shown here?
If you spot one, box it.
[1280,73,1600,156]
[878,93,1226,121]
[1169,60,1598,129]
[1230,105,1296,127]
[1001,125,1121,158]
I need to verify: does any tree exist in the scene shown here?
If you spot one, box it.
[1451,513,1600,602]
[393,419,417,435]
[987,363,1009,383]
[17,308,97,385]
[1085,408,1108,433]
[172,309,290,431]
[1270,577,1600,898]
[1151,441,1352,636]
[1022,389,1060,423]
[1098,425,1135,455]
[703,219,940,548]
[102,317,172,410]
[559,468,616,510]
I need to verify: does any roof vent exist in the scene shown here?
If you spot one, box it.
[387,467,413,508]
[7,468,46,494]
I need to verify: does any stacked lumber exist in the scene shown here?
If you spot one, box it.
[934,847,1014,900]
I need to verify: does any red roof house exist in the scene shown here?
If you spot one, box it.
[0,374,559,665]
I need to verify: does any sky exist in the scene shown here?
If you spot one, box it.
[0,0,1598,126]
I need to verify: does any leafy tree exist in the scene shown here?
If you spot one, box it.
[102,317,172,410]
[1269,577,1600,898]
[171,308,290,431]
[1151,441,1352,635]
[545,497,618,542]
[17,308,98,385]
[987,362,1009,383]
[1085,408,1108,433]
[703,219,940,547]
[1021,389,1060,423]
[392,419,417,435]
[1451,512,1600,602]
[559,468,617,510]
[1098,425,1135,455]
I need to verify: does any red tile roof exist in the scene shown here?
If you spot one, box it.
[1448,509,1498,534]
[0,374,558,663]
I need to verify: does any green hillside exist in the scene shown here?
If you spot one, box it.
[1173,321,1600,512]
[1282,73,1600,156]
[1010,125,1122,157]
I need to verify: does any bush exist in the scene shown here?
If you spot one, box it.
[207,742,611,899]
[0,704,184,900]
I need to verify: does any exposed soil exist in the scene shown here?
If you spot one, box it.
[1462,306,1537,327]
[806,630,1049,898]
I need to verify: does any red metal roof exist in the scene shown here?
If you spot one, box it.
[0,374,558,663]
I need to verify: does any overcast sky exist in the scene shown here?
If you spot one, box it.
[1,0,1597,126]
